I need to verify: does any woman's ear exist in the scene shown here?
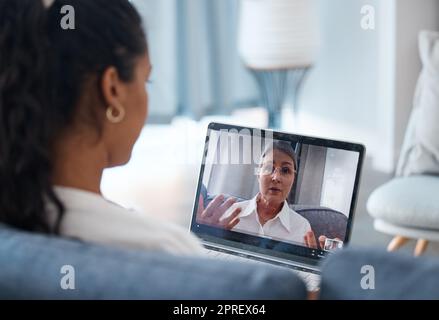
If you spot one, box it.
[100,66,127,109]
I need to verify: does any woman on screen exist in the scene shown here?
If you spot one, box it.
[197,141,327,248]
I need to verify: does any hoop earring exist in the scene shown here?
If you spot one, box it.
[106,105,125,123]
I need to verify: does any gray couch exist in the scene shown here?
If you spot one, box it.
[320,247,439,299]
[0,224,307,299]
[2,223,439,299]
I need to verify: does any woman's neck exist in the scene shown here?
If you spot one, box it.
[256,194,284,226]
[52,133,108,195]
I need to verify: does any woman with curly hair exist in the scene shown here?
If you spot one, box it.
[0,0,203,255]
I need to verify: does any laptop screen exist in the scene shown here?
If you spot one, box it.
[191,123,365,262]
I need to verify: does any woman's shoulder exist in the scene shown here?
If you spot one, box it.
[53,186,150,228]
[53,186,135,218]
[52,186,203,255]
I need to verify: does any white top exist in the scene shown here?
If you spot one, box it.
[222,196,311,246]
[47,186,203,256]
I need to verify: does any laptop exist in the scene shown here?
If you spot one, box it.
[190,122,365,291]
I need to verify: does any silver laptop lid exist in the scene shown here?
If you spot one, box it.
[190,122,365,267]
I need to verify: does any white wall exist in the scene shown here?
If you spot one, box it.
[287,0,439,173]
[290,0,382,167]
[134,0,439,172]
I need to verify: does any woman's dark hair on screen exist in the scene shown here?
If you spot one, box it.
[0,0,147,233]
[261,140,298,173]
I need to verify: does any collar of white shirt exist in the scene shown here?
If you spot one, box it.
[239,195,292,232]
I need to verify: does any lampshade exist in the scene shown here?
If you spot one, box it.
[238,0,319,70]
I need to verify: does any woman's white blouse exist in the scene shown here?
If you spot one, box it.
[48,186,203,256]
[222,196,311,245]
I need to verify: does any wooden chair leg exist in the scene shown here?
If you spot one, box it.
[387,236,409,251]
[414,239,428,256]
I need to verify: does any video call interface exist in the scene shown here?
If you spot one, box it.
[193,128,360,257]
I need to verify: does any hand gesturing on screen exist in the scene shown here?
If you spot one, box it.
[196,195,241,230]
[304,230,342,250]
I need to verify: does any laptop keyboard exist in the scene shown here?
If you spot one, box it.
[203,248,320,292]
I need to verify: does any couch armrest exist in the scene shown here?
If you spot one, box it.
[319,247,439,299]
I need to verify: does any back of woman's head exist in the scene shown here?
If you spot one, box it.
[0,0,147,233]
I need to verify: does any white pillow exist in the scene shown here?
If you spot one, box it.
[396,30,439,176]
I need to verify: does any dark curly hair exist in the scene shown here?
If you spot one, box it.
[0,0,147,233]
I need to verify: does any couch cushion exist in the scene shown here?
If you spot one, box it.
[396,30,439,177]
[320,247,439,299]
[367,175,439,229]
[0,224,306,299]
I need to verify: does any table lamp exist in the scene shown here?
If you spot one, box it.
[238,0,319,128]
